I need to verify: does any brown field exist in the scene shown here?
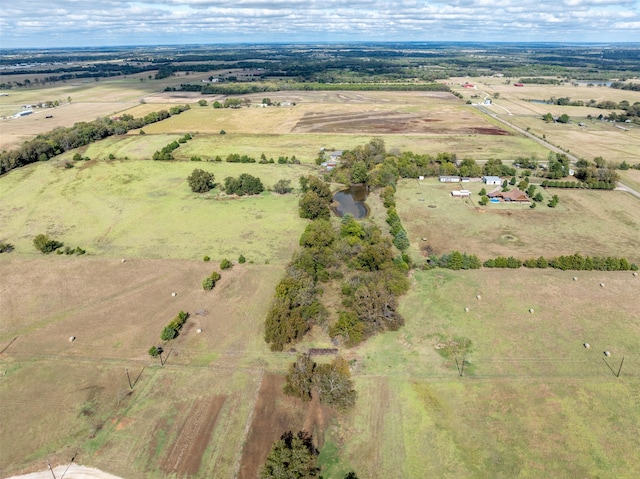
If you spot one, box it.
[450,76,640,163]
[160,396,226,475]
[0,256,295,478]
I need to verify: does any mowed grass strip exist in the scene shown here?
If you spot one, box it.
[337,268,640,478]
[0,159,308,262]
[395,178,640,264]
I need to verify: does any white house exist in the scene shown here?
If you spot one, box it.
[482,176,502,185]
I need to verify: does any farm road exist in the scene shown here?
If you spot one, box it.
[474,104,640,200]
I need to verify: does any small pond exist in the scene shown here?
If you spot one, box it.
[331,185,369,218]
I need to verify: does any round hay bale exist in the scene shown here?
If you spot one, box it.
[171,292,177,297]
[599,283,605,288]
[572,277,577,281]
[604,351,611,357]
[464,307,470,313]
[583,343,590,349]
[476,295,481,300]
[422,237,428,241]
[633,272,638,277]
[121,258,126,263]
[196,328,202,333]
[529,308,534,314]
[68,336,75,342]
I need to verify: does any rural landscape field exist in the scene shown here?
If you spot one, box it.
[1,44,639,479]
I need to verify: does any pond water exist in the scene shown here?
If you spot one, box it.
[331,185,369,218]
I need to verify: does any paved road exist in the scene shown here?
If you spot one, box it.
[474,105,640,199]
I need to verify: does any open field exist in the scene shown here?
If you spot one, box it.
[0,256,300,478]
[2,71,640,479]
[451,77,640,163]
[395,178,640,264]
[0,159,310,263]
[337,268,640,478]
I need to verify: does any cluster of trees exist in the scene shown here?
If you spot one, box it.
[325,139,517,186]
[33,234,64,253]
[298,176,332,220]
[153,133,192,161]
[610,82,640,91]
[542,112,571,124]
[0,108,190,175]
[202,271,221,290]
[187,168,215,193]
[331,217,409,345]
[573,156,620,185]
[483,256,524,268]
[284,354,356,410]
[160,311,189,341]
[223,173,264,196]
[265,210,409,350]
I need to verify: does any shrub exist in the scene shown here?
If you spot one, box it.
[220,258,232,270]
[202,277,215,290]
[33,234,63,254]
[203,255,210,262]
[0,242,14,253]
[238,254,246,264]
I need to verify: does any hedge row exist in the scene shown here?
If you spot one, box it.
[541,180,615,190]
[430,252,637,271]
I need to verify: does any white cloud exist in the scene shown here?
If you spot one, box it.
[0,0,638,47]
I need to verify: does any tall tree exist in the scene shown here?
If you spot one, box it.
[260,431,320,479]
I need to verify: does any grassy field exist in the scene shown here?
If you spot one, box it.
[2,79,639,479]
[395,178,640,264]
[336,268,640,478]
[0,159,310,263]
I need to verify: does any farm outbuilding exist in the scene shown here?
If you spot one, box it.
[440,176,461,183]
[451,190,471,197]
[482,176,502,185]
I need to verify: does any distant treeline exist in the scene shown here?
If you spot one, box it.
[167,81,451,95]
[610,82,640,92]
[0,105,190,175]
[519,77,561,85]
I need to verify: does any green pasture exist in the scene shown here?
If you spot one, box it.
[395,178,640,264]
[339,268,640,478]
[0,159,310,263]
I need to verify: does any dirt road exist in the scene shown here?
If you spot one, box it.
[5,464,123,479]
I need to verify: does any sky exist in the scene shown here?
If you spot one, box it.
[1,0,639,49]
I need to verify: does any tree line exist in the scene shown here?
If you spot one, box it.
[0,106,191,175]
[427,251,637,271]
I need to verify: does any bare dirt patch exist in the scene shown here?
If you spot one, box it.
[160,396,226,476]
[238,374,334,479]
[292,111,510,135]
